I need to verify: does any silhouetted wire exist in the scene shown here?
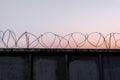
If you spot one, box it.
[0,29,120,49]
[16,32,39,48]
[87,32,106,47]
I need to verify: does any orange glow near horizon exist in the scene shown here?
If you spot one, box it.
[1,0,120,49]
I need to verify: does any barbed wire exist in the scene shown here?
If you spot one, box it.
[0,29,120,49]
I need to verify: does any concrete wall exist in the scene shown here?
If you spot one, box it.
[0,49,120,80]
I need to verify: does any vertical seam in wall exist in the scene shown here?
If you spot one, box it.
[28,53,33,80]
[98,54,104,80]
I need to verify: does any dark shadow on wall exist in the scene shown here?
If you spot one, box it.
[0,49,120,80]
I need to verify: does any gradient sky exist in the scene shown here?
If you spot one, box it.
[0,0,120,35]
